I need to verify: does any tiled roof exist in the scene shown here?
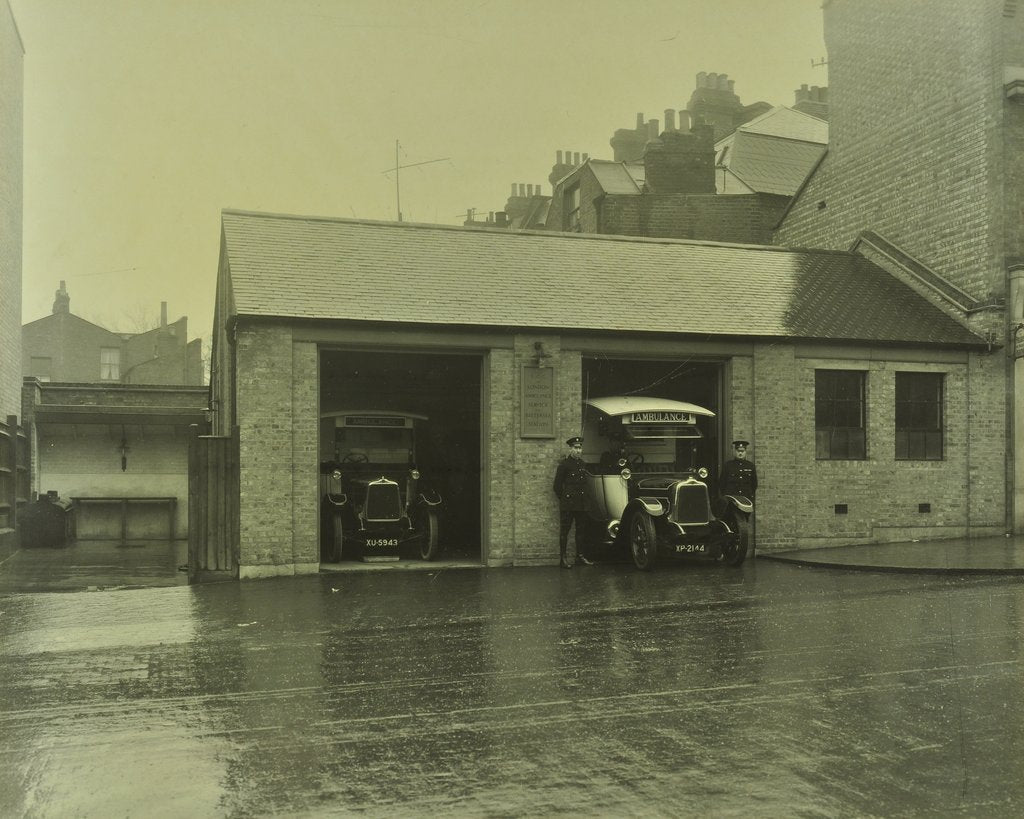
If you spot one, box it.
[715,106,828,196]
[588,160,644,194]
[220,210,984,348]
[735,106,829,143]
[723,132,828,196]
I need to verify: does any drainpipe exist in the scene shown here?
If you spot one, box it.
[1009,265,1024,533]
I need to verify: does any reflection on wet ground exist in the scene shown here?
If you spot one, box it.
[0,539,188,593]
[1,562,1022,816]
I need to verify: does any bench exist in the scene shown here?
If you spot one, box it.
[70,497,178,543]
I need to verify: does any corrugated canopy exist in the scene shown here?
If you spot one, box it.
[220,210,985,348]
[586,397,716,418]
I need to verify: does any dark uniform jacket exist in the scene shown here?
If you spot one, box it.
[553,456,589,511]
[720,458,758,498]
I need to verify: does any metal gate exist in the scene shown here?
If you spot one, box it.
[188,426,239,582]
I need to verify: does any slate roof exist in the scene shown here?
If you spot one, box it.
[588,160,645,194]
[220,210,984,348]
[735,106,829,143]
[715,106,828,196]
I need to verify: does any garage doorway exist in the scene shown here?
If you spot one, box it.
[582,356,723,479]
[319,350,482,564]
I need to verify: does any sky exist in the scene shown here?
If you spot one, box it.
[11,0,827,342]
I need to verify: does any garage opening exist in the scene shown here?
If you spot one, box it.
[582,356,723,479]
[318,350,482,565]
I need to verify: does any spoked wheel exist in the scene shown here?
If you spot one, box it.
[418,508,440,561]
[722,515,749,566]
[629,513,658,571]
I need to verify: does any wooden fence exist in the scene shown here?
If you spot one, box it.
[0,414,29,534]
[188,425,239,582]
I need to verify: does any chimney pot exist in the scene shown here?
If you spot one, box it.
[161,301,168,327]
[696,71,707,88]
[573,152,580,165]
[647,119,659,138]
[727,78,735,93]
[52,281,71,315]
[664,109,676,131]
[636,112,644,129]
[511,183,517,196]
[518,183,526,197]
[496,211,508,227]
[556,150,563,164]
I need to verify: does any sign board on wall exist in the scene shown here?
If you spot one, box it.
[521,365,555,438]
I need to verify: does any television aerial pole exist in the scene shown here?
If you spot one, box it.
[383,140,450,222]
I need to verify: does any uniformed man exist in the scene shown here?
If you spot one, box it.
[720,439,758,499]
[553,436,593,568]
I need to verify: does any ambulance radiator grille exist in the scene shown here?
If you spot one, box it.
[365,481,402,522]
[671,482,711,526]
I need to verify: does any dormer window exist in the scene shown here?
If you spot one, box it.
[564,183,581,232]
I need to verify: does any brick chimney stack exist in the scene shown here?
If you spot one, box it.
[688,71,745,141]
[52,280,70,315]
[610,112,653,162]
[548,149,586,187]
[793,83,830,120]
[642,124,717,194]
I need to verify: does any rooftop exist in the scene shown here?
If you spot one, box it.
[220,210,984,348]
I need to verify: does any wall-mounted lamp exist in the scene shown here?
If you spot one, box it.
[533,341,552,367]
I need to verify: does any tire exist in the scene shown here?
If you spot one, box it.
[418,509,440,561]
[723,514,749,566]
[629,512,658,571]
[329,511,344,562]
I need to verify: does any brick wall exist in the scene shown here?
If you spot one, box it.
[231,325,1006,572]
[291,341,318,568]
[485,348,516,564]
[750,346,1006,550]
[37,425,190,536]
[236,323,301,576]
[776,0,1016,305]
[601,193,786,243]
[24,309,204,386]
[0,4,21,419]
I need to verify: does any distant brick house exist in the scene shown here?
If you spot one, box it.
[211,209,1001,580]
[23,281,203,386]
[496,75,826,244]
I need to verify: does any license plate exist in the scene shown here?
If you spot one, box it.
[366,538,398,548]
[675,544,705,554]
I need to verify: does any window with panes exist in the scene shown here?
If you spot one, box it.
[100,347,120,381]
[895,372,943,460]
[815,369,866,459]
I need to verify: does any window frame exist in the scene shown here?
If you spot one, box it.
[894,371,944,461]
[564,184,581,232]
[814,369,867,460]
[100,347,121,381]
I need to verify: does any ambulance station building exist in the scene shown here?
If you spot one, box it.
[210,210,1002,579]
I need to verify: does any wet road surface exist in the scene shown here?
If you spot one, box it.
[1,561,1022,817]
